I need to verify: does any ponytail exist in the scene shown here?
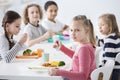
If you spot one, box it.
[4,28,15,50]
[72,15,96,46]
[87,19,96,46]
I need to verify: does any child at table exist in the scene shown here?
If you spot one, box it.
[23,4,52,47]
[98,13,120,80]
[0,11,27,63]
[41,1,69,35]
[49,15,96,80]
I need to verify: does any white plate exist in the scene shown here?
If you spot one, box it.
[28,65,66,72]
[28,66,49,72]
[27,59,67,71]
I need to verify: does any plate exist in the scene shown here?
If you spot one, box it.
[28,65,65,72]
[28,66,52,72]
[27,60,67,72]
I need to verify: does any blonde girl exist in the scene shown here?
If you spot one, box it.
[98,13,120,80]
[23,4,52,47]
[0,11,27,63]
[49,15,96,80]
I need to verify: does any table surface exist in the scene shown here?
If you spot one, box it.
[0,41,72,80]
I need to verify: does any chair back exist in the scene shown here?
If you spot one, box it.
[115,53,120,63]
[91,59,115,80]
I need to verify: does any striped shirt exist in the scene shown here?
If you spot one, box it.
[102,33,120,69]
[0,34,26,63]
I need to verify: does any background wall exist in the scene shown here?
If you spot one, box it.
[55,0,120,37]
[0,0,120,38]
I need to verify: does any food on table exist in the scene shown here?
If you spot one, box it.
[41,61,65,67]
[31,49,43,57]
[58,61,65,66]
[22,49,43,57]
[51,61,59,66]
[31,51,38,55]
[37,49,43,57]
[23,49,32,56]
[42,62,53,67]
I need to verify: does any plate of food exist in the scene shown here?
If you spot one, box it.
[16,49,43,59]
[27,61,66,71]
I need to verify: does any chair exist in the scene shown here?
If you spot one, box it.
[95,47,103,68]
[91,59,115,80]
[115,53,120,63]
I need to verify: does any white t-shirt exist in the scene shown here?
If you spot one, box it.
[24,23,47,40]
[41,18,65,33]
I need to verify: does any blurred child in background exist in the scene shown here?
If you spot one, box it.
[98,13,120,80]
[23,4,52,47]
[42,1,69,35]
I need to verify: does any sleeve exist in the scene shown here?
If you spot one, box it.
[60,44,74,58]
[57,20,65,29]
[102,38,117,65]
[41,20,50,30]
[23,26,33,39]
[57,47,92,80]
[0,38,3,60]
[40,25,47,34]
[0,42,24,63]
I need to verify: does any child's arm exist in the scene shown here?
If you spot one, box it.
[60,44,74,58]
[1,43,24,63]
[58,25,69,34]
[0,34,27,63]
[63,25,69,31]
[26,31,52,47]
[56,47,94,80]
[53,40,74,58]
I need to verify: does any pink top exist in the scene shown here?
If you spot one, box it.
[56,43,96,80]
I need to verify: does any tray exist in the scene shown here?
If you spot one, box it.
[16,55,39,59]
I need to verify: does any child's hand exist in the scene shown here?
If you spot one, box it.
[53,40,62,49]
[44,30,53,39]
[18,33,27,45]
[48,68,58,76]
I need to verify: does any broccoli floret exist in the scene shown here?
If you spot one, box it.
[58,61,65,66]
[26,49,32,53]
[23,49,32,56]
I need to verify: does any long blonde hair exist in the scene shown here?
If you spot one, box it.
[73,15,96,46]
[99,13,120,38]
[23,4,43,25]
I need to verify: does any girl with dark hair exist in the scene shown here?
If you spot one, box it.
[42,1,69,34]
[0,11,27,63]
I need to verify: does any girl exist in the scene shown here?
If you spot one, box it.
[49,15,96,80]
[23,4,52,47]
[0,11,27,63]
[98,13,120,80]
[42,1,69,34]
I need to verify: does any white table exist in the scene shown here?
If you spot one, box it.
[0,41,71,80]
[0,59,64,80]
